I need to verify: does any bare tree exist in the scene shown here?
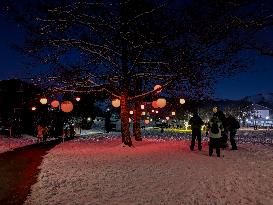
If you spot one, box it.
[6,0,273,146]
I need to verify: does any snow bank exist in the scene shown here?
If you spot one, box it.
[25,130,273,205]
[0,135,37,154]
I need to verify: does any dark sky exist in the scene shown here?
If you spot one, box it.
[1,5,273,100]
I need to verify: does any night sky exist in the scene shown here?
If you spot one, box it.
[0,4,273,100]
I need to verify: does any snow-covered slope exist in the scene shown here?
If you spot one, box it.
[25,130,273,205]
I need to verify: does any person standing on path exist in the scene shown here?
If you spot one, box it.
[189,110,204,151]
[207,114,224,157]
[37,124,43,143]
[213,107,228,148]
[226,112,240,150]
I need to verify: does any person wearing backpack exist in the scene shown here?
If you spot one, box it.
[189,110,204,151]
[226,112,240,150]
[213,107,228,148]
[207,115,224,157]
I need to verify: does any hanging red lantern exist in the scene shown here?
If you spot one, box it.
[51,100,59,108]
[61,101,73,113]
[152,101,158,108]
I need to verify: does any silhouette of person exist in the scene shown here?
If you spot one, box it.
[189,110,204,151]
[226,112,240,150]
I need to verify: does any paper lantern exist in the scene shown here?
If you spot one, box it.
[180,98,185,104]
[75,97,81,102]
[166,116,170,120]
[31,106,36,111]
[40,97,47,105]
[144,119,150,124]
[141,104,145,109]
[141,112,146,116]
[61,101,73,113]
[172,111,176,116]
[152,101,158,108]
[157,98,166,108]
[112,99,120,107]
[154,84,162,93]
[130,110,134,115]
[51,100,59,108]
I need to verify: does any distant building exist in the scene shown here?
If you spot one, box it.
[248,104,271,119]
[245,104,273,128]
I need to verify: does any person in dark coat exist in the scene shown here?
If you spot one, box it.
[207,115,224,157]
[189,111,204,151]
[69,125,76,138]
[213,107,228,148]
[226,112,240,150]
[105,109,112,133]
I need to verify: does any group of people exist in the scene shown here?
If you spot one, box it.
[36,123,76,143]
[189,107,240,157]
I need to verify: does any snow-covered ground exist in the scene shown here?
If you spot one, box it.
[25,129,273,205]
[0,134,37,154]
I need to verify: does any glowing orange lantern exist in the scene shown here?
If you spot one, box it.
[152,101,158,108]
[154,85,162,93]
[144,119,150,124]
[61,101,73,113]
[157,98,166,108]
[40,97,47,105]
[51,100,59,108]
[112,99,120,107]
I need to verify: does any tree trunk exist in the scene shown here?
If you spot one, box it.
[133,101,142,141]
[120,93,132,146]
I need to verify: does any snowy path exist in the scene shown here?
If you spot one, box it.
[25,134,273,205]
[0,140,62,205]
